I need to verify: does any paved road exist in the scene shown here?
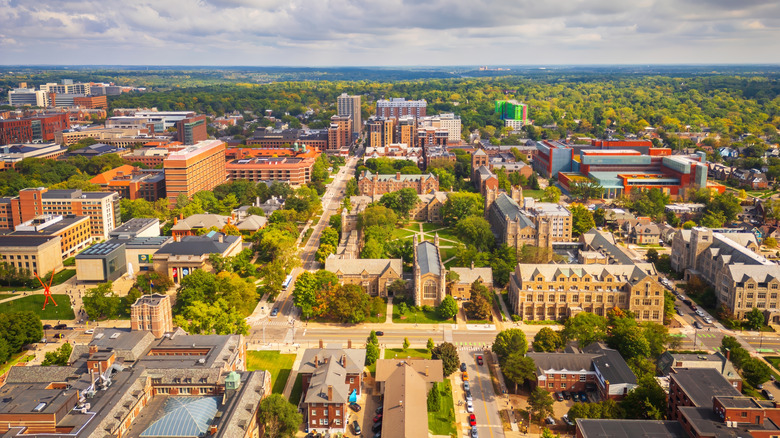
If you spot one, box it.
[459,350,505,438]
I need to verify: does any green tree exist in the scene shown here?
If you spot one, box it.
[569,180,604,201]
[569,203,596,237]
[562,312,607,347]
[173,299,250,335]
[403,337,410,350]
[528,387,555,423]
[646,248,659,264]
[621,376,667,419]
[0,311,42,354]
[329,284,371,323]
[682,220,697,229]
[366,342,380,366]
[83,282,119,320]
[541,186,561,203]
[533,327,563,352]
[745,308,765,330]
[427,383,442,411]
[493,329,528,364]
[432,342,460,376]
[700,211,726,228]
[454,216,495,251]
[741,357,771,388]
[441,192,484,225]
[258,394,303,438]
[42,342,73,366]
[502,352,536,392]
[437,296,458,319]
[427,338,435,352]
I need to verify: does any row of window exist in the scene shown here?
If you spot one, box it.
[524,294,626,304]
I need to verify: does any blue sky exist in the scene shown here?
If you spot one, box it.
[1,0,778,65]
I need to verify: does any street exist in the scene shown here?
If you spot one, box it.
[458,350,505,438]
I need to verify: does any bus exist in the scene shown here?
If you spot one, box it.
[282,274,293,290]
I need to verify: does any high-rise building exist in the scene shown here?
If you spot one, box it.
[337,93,362,134]
[367,117,396,148]
[163,140,227,208]
[376,98,427,120]
[327,115,352,151]
[495,100,528,129]
[39,81,91,95]
[175,115,208,145]
[419,113,462,142]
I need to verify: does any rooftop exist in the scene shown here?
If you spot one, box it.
[576,419,686,438]
[416,240,442,276]
[76,241,124,258]
[671,368,741,408]
[155,234,240,257]
[109,218,160,238]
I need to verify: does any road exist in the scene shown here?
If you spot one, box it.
[458,350,505,438]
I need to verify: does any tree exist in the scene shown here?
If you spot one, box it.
[700,211,726,228]
[83,282,119,320]
[528,387,555,422]
[454,216,495,251]
[427,338,435,352]
[427,383,442,411]
[329,284,371,323]
[683,220,697,229]
[0,311,42,354]
[42,342,73,366]
[569,180,604,201]
[173,299,250,335]
[431,342,459,376]
[465,281,493,320]
[502,352,536,392]
[541,186,561,203]
[741,357,771,388]
[621,376,667,419]
[569,203,596,237]
[366,342,380,366]
[493,329,528,364]
[368,330,379,346]
[533,327,563,352]
[745,307,765,331]
[441,192,484,225]
[379,188,419,219]
[646,248,659,264]
[315,243,335,263]
[437,296,458,319]
[561,312,607,347]
[607,321,650,360]
[258,394,302,438]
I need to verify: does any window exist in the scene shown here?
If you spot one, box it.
[349,378,354,383]
[423,280,438,300]
[548,295,555,302]
[560,295,566,302]
[537,294,544,301]
[643,310,650,319]
[579,375,586,382]
[608,296,614,303]
[652,311,660,320]
[527,294,533,301]
[548,383,555,388]
[561,383,567,388]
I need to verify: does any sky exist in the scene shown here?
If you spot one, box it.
[1,0,779,66]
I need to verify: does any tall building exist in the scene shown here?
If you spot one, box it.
[376,98,427,120]
[495,100,528,129]
[39,81,91,95]
[163,140,227,208]
[8,88,49,107]
[0,114,70,145]
[368,117,396,148]
[396,116,417,148]
[337,93,362,134]
[327,115,352,151]
[419,113,461,142]
[0,188,119,240]
[130,294,173,338]
[175,115,208,145]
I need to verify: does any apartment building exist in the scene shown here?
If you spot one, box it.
[507,262,665,322]
[357,170,439,196]
[0,113,70,145]
[337,93,362,134]
[163,140,227,208]
[418,113,462,142]
[327,115,352,151]
[10,214,91,258]
[175,115,208,145]
[226,156,315,185]
[376,98,427,119]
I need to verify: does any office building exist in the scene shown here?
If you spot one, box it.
[357,170,439,196]
[419,113,462,142]
[72,95,108,109]
[0,235,63,276]
[121,235,172,275]
[226,155,315,185]
[8,88,49,107]
[412,235,446,307]
[0,143,67,170]
[10,214,92,259]
[175,115,208,144]
[130,294,173,338]
[63,142,128,159]
[656,351,742,390]
[39,81,91,95]
[533,140,573,178]
[0,188,119,240]
[324,257,403,297]
[376,98,427,119]
[75,240,127,282]
[327,115,352,151]
[123,147,170,167]
[337,93,362,134]
[54,127,150,146]
[163,140,227,208]
[0,113,70,145]
[109,218,161,239]
[90,165,166,202]
[246,128,328,150]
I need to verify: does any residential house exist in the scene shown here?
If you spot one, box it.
[629,223,661,245]
[374,359,444,438]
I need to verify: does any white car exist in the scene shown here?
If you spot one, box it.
[466,401,474,413]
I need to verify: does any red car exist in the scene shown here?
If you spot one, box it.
[476,355,484,366]
[373,414,383,423]
[469,414,477,426]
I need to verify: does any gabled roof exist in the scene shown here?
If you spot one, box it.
[584,343,637,385]
[304,359,349,405]
[298,348,366,376]
[416,241,442,276]
[155,234,240,256]
[235,215,267,231]
[325,257,402,277]
[449,266,493,285]
[171,214,230,231]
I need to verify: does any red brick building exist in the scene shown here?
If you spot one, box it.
[0,113,69,145]
[73,95,108,109]
[357,170,439,196]
[175,115,208,145]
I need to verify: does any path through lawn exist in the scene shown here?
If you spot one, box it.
[247,350,296,394]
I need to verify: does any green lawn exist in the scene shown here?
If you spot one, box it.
[384,348,431,360]
[0,294,74,320]
[439,247,458,263]
[63,257,75,266]
[428,380,456,436]
[763,357,780,381]
[0,294,15,301]
[0,269,76,292]
[432,228,461,244]
[0,351,34,377]
[523,189,544,199]
[420,223,441,232]
[392,304,450,324]
[247,350,296,394]
[391,228,416,240]
[288,373,304,405]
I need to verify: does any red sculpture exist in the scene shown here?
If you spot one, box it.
[34,271,58,310]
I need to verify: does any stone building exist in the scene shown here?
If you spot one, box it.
[448,265,493,299]
[357,170,438,196]
[410,191,448,223]
[325,257,402,297]
[130,294,173,338]
[485,188,572,252]
[412,235,446,306]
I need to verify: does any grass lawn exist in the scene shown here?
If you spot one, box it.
[63,257,75,266]
[0,294,15,301]
[0,294,74,319]
[247,350,296,394]
[433,229,462,244]
[439,247,458,262]
[384,348,431,360]
[420,223,441,232]
[763,357,780,381]
[392,304,450,324]
[428,380,456,436]
[0,269,76,292]
[523,189,544,199]
[391,228,416,240]
[288,373,304,405]
[0,351,35,377]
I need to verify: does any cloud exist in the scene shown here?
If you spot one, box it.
[0,0,778,65]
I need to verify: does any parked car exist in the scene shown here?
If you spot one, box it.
[545,416,556,425]
[349,402,361,412]
[757,384,764,390]
[376,406,383,414]
[693,321,703,329]
[469,413,477,426]
[563,414,575,426]
[467,401,474,413]
[579,392,588,402]
[563,392,571,400]
[375,331,384,336]
[54,324,67,330]
[85,329,94,334]
[764,389,775,400]
[464,381,470,392]
[352,421,361,435]
[704,317,713,324]
[676,308,684,316]
[471,426,478,438]
[683,299,692,306]
[373,414,383,423]
[462,371,469,381]
[373,432,381,438]
[461,362,467,372]
[555,392,564,402]
[372,422,382,433]
[691,304,699,311]
[774,380,780,389]
[270,308,279,317]
[476,355,484,365]
[465,390,472,402]
[43,324,52,330]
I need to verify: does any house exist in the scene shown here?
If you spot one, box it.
[298,345,366,435]
[629,223,661,245]
[526,343,637,400]
[374,359,444,438]
[448,264,493,300]
[324,257,403,297]
[731,168,769,190]
[718,147,739,159]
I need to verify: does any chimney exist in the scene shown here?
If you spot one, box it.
[726,349,731,361]
[396,172,401,180]
[348,339,352,349]
[319,339,324,349]
[314,355,318,368]
[173,217,177,225]
[341,354,347,366]
[471,261,474,270]
[327,385,333,400]
[218,234,224,243]
[89,345,99,356]
[179,213,183,220]
[425,366,429,377]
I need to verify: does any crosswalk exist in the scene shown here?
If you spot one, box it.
[455,341,492,351]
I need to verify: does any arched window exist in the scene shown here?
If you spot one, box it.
[423,280,438,300]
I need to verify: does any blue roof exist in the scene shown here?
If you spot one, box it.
[417,241,441,276]
[140,397,219,437]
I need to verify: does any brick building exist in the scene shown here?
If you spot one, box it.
[324,257,402,297]
[357,170,438,196]
[130,294,173,338]
[90,165,166,202]
[163,140,227,208]
[10,214,92,259]
[327,115,352,151]
[72,95,108,109]
[376,98,427,120]
[175,115,208,145]
[0,113,70,145]
[226,156,315,185]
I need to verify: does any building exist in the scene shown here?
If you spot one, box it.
[324,257,402,297]
[0,235,63,276]
[10,214,92,258]
[123,147,170,167]
[175,115,208,145]
[495,100,529,129]
[163,140,227,208]
[576,419,686,438]
[731,168,769,190]
[54,127,151,146]
[533,140,573,178]
[449,265,493,299]
[671,227,779,319]
[668,368,742,421]
[153,233,242,283]
[527,343,637,400]
[121,236,172,274]
[629,222,661,244]
[171,213,265,237]
[364,143,423,164]
[485,192,572,252]
[72,95,108,109]
[298,345,367,434]
[367,117,396,148]
[109,110,198,132]
[109,218,160,239]
[0,113,70,145]
[337,93,362,134]
[8,88,50,107]
[374,359,444,438]
[327,115,353,151]
[357,170,439,196]
[63,142,128,159]
[246,128,328,150]
[89,165,166,202]
[413,235,446,306]
[226,156,316,185]
[376,98,427,120]
[419,113,462,142]
[40,81,92,95]
[0,143,67,170]
[0,188,120,240]
[507,261,666,322]
[130,294,173,338]
[410,191,447,223]
[75,240,127,282]
[656,352,742,390]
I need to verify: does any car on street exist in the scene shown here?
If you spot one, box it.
[466,401,474,413]
[757,384,764,390]
[774,380,780,390]
[373,414,382,423]
[461,362,467,372]
[270,308,279,317]
[462,371,469,381]
[465,390,472,402]
[43,324,52,330]
[85,329,94,334]
[555,392,564,401]
[703,316,713,324]
[54,333,65,339]
[471,426,478,438]
[476,355,484,365]
[54,324,67,330]
[676,308,684,316]
[373,432,381,438]
[352,420,361,435]
[372,422,382,433]
[464,381,470,391]
[579,392,588,402]
[563,414,575,426]
[691,304,699,311]
[545,416,556,425]
[764,389,775,401]
[376,405,383,414]
[349,403,361,412]
[375,331,384,336]
[469,413,477,426]
[693,321,703,329]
